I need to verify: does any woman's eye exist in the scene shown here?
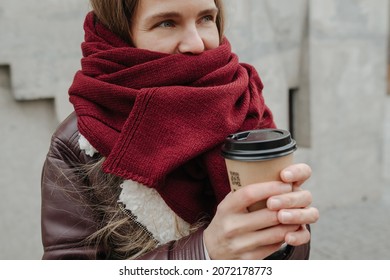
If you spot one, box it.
[201,15,214,23]
[157,20,175,28]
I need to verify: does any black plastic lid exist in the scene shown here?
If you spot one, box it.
[221,129,297,161]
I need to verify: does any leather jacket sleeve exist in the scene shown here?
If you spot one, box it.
[41,113,104,259]
[41,113,310,260]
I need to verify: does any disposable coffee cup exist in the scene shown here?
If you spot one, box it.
[221,129,297,211]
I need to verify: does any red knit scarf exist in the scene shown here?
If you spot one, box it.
[69,12,275,224]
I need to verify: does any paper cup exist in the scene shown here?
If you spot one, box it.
[221,129,296,211]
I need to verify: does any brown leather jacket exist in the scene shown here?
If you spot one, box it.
[41,112,310,260]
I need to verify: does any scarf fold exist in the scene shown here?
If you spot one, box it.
[69,12,275,224]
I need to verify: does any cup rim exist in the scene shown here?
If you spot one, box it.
[221,129,297,161]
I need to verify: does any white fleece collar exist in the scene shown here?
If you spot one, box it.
[78,134,98,157]
[78,134,190,244]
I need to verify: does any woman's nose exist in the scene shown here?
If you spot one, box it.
[177,27,205,54]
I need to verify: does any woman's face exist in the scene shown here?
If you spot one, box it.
[131,0,220,54]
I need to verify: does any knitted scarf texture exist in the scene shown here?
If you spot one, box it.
[69,12,275,224]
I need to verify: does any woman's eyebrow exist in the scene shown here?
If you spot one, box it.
[198,8,219,17]
[146,7,219,23]
[145,12,181,23]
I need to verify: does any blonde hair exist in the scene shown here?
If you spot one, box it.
[81,157,205,259]
[79,158,157,259]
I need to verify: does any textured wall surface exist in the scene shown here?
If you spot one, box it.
[0,67,57,259]
[308,0,388,207]
[0,0,89,118]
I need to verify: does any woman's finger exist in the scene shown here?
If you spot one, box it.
[220,181,292,213]
[280,163,312,187]
[285,225,311,246]
[228,224,300,254]
[222,208,282,237]
[267,189,313,210]
[277,207,320,225]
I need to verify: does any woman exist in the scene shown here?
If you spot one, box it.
[41,0,319,260]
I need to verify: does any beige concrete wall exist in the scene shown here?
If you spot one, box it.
[0,67,57,259]
[307,0,388,208]
[0,0,89,119]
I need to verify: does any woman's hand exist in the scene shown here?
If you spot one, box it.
[203,163,319,260]
[269,163,319,246]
